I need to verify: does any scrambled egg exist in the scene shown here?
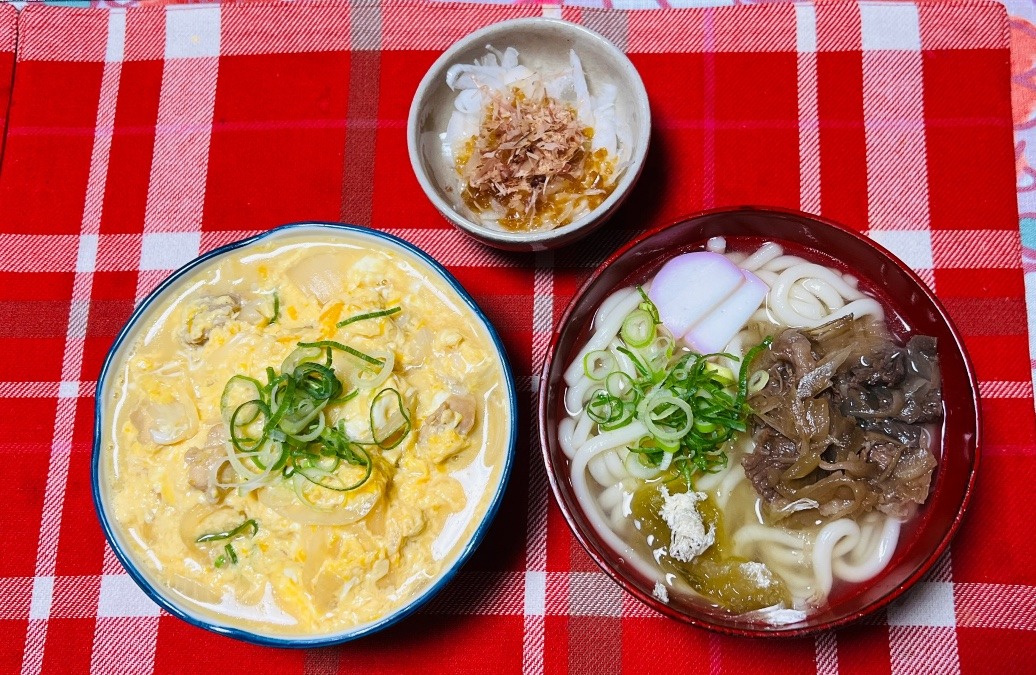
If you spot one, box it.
[104,234,508,635]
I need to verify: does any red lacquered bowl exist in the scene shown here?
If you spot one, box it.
[537,206,980,637]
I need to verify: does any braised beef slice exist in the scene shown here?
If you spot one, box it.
[861,418,923,447]
[744,318,942,524]
[874,444,937,518]
[843,344,906,388]
[742,426,800,505]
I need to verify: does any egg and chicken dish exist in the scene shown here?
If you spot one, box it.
[99,231,510,635]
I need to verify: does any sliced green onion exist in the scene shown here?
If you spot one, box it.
[705,362,736,386]
[337,306,401,327]
[196,518,259,544]
[583,350,615,381]
[599,401,635,431]
[638,392,694,442]
[369,388,412,449]
[225,544,238,564]
[736,337,773,409]
[354,349,395,390]
[621,309,656,348]
[269,291,280,325]
[220,375,263,422]
[636,286,660,324]
[220,305,409,506]
[605,371,637,401]
[747,370,769,394]
[579,300,774,485]
[615,345,651,379]
[297,340,384,367]
[586,390,623,424]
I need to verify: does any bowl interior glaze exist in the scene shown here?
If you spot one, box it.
[538,207,980,637]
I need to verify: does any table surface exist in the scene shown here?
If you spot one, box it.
[0,1,1033,674]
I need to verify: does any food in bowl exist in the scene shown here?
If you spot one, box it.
[443,46,630,233]
[408,18,651,251]
[96,226,514,640]
[558,236,943,624]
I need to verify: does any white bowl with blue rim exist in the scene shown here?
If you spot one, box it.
[91,222,517,647]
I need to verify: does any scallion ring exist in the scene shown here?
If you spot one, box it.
[337,306,401,327]
[620,309,656,348]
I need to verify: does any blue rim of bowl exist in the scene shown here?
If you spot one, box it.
[91,222,518,648]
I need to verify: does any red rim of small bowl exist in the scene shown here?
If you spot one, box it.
[537,205,981,638]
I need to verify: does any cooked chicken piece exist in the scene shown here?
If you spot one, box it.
[426,393,477,436]
[184,445,232,503]
[182,294,240,346]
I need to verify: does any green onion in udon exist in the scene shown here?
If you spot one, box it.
[580,294,771,483]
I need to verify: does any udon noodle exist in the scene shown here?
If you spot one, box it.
[560,237,940,622]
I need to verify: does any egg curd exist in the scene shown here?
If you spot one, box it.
[100,232,510,636]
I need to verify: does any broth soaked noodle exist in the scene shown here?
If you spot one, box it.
[564,288,642,387]
[561,238,932,622]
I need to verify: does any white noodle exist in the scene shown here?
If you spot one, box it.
[565,375,594,416]
[800,278,845,310]
[593,287,637,332]
[604,448,628,483]
[812,519,860,597]
[706,236,727,253]
[558,417,577,460]
[559,240,907,617]
[768,262,885,328]
[599,483,624,512]
[833,516,901,582]
[734,524,808,551]
[740,241,783,271]
[572,413,594,450]
[587,453,614,487]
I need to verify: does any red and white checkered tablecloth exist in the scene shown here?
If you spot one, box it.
[0,0,1032,673]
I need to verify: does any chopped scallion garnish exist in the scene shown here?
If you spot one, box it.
[297,340,384,366]
[196,518,259,543]
[336,306,401,327]
[269,291,280,325]
[220,322,413,503]
[581,294,771,484]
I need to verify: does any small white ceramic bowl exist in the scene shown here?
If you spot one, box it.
[407,18,651,252]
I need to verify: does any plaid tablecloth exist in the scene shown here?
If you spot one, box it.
[0,1,1032,673]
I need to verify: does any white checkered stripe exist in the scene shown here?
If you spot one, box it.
[19,7,125,675]
[9,570,1036,627]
